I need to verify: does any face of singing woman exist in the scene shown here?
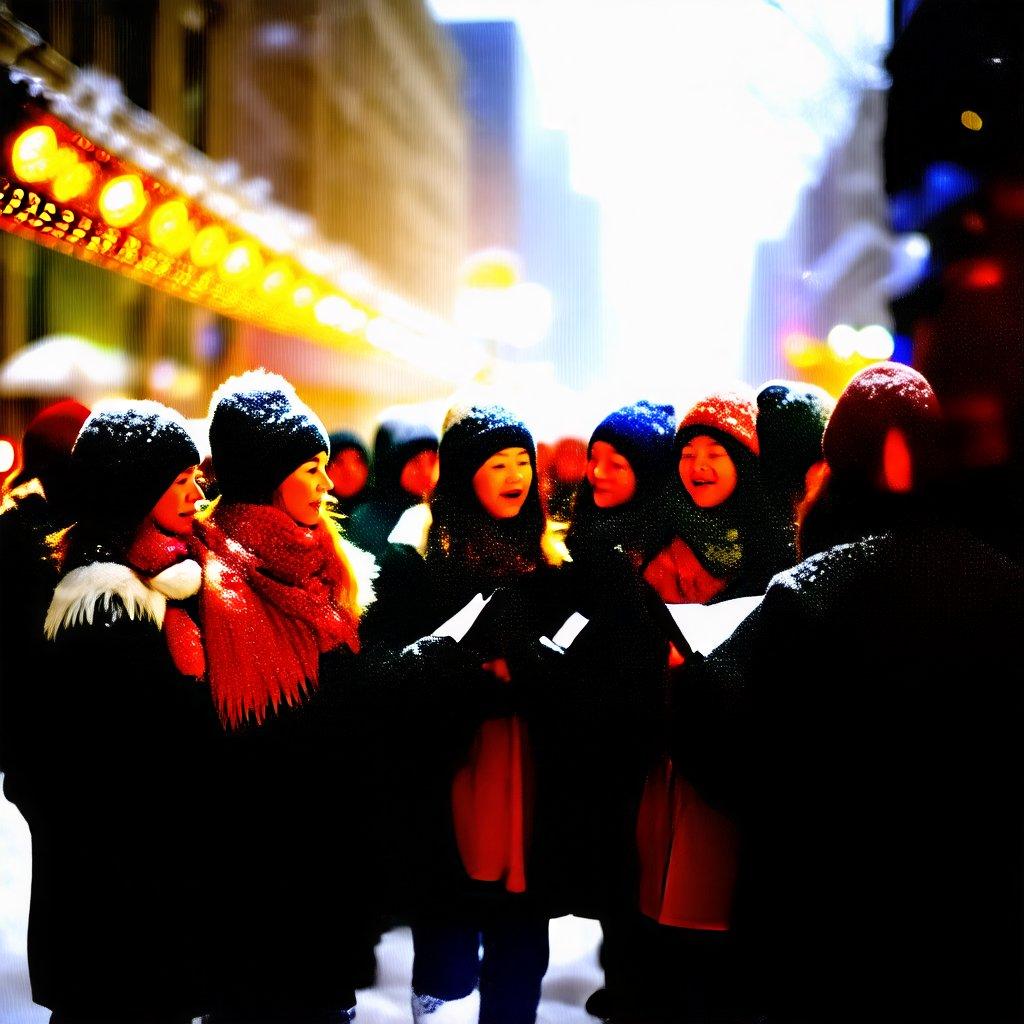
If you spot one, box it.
[678,433,738,508]
[273,451,332,527]
[151,465,205,535]
[472,447,533,519]
[587,440,637,508]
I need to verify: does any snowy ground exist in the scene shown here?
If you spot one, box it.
[0,777,603,1024]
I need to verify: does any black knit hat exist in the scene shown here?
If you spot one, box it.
[71,399,199,535]
[823,362,940,493]
[428,403,543,575]
[438,403,535,487]
[328,430,368,465]
[208,369,329,503]
[589,400,676,493]
[756,381,834,491]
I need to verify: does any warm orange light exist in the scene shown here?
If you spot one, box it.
[11,125,59,182]
[292,283,315,308]
[149,200,195,256]
[960,110,983,131]
[261,261,294,294]
[52,160,95,202]
[218,240,263,282]
[190,225,229,267]
[98,174,148,227]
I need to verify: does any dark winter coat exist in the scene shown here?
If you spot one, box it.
[28,557,219,1019]
[672,525,1024,1024]
[357,540,577,920]
[0,483,63,805]
[525,548,668,919]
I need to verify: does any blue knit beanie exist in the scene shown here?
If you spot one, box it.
[589,400,676,492]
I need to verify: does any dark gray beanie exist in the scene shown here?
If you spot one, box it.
[208,369,328,503]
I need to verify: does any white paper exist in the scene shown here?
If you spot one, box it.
[665,595,763,656]
[550,611,590,650]
[431,591,494,643]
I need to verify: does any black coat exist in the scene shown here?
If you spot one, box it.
[673,526,1024,1024]
[0,485,63,805]
[27,559,219,1019]
[523,549,667,920]
[357,542,575,920]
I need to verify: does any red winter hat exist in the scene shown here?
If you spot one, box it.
[823,362,940,493]
[9,399,91,489]
[677,387,760,456]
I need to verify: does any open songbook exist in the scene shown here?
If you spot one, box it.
[431,592,495,643]
[665,595,763,657]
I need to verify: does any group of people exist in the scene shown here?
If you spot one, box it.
[0,361,1019,1024]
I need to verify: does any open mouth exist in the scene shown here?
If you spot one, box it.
[500,489,523,499]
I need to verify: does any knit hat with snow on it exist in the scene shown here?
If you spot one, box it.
[823,362,941,494]
[756,381,834,492]
[676,387,760,458]
[428,403,544,575]
[71,399,199,536]
[437,403,536,490]
[208,369,329,504]
[589,400,677,493]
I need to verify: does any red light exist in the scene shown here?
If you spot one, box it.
[964,260,1004,289]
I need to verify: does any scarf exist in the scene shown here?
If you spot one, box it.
[195,503,359,729]
[125,519,205,678]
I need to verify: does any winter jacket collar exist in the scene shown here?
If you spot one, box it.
[44,559,201,639]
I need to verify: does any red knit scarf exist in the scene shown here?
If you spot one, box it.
[194,503,359,729]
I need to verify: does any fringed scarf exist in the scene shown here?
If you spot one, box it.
[195,503,360,729]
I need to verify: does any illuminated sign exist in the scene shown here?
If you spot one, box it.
[0,105,375,346]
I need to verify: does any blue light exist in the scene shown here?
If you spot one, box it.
[892,333,914,365]
[922,162,979,221]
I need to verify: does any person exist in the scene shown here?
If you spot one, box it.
[359,403,567,1024]
[673,363,1024,1024]
[327,429,371,515]
[194,369,375,1024]
[747,380,833,587]
[546,402,680,1020]
[620,389,764,1024]
[32,400,216,1024]
[0,399,90,803]
[344,417,439,556]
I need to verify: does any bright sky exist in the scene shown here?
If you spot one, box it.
[429,0,890,413]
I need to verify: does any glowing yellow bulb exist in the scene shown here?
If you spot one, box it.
[190,225,229,267]
[149,201,195,256]
[961,110,983,131]
[11,125,59,182]
[98,175,148,227]
[261,261,294,294]
[218,240,263,282]
[292,284,315,309]
[52,161,95,202]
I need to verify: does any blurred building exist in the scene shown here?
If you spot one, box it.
[1,0,471,439]
[445,20,603,396]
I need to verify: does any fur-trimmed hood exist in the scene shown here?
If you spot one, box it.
[44,559,201,639]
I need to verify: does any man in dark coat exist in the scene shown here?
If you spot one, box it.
[673,364,1023,1024]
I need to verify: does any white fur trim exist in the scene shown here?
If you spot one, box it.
[411,990,480,1024]
[44,562,167,639]
[387,502,432,557]
[339,535,378,610]
[148,558,201,600]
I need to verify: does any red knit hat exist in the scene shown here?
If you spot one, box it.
[823,362,940,493]
[677,387,760,456]
[8,399,90,489]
